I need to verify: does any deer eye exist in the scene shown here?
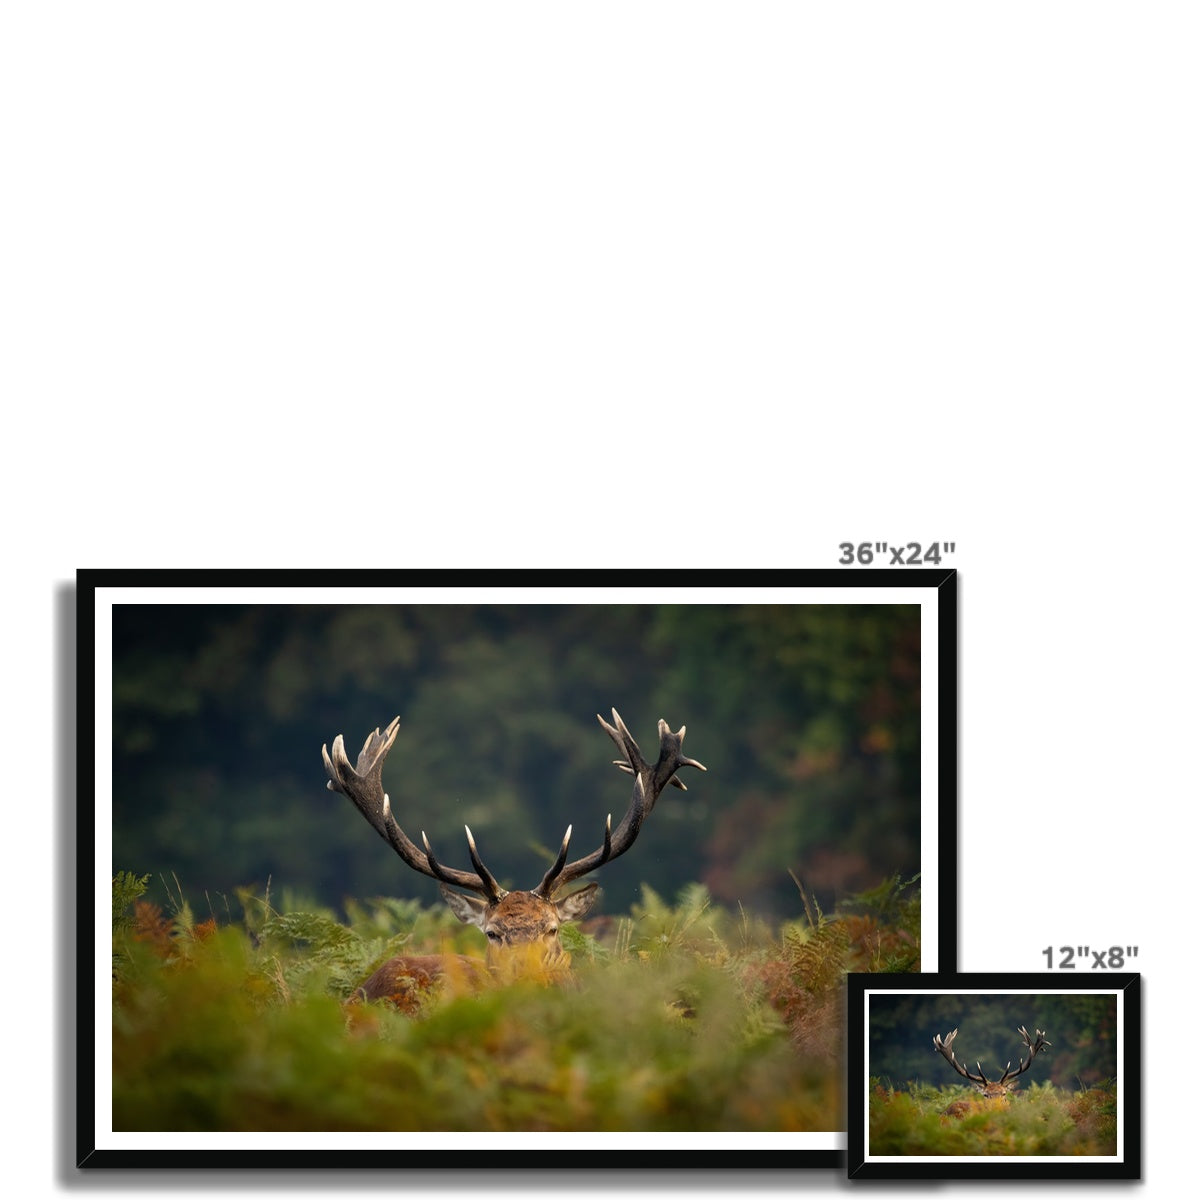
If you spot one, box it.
[486,930,501,942]
[546,927,559,938]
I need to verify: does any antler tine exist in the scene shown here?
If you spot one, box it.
[536,709,704,895]
[323,717,500,900]
[536,824,576,896]
[463,825,505,900]
[420,828,506,902]
[612,760,690,790]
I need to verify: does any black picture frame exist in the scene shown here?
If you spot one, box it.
[846,971,1141,1179]
[78,568,956,1168]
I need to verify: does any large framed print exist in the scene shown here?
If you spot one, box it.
[81,570,956,1167]
[847,972,1141,1180]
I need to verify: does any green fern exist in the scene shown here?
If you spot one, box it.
[844,871,921,935]
[112,870,153,988]
[782,918,849,994]
[112,870,150,932]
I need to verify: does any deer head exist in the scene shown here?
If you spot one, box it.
[322,708,705,972]
[932,1025,1052,1098]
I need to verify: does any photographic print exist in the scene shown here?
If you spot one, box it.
[83,571,955,1166]
[847,972,1141,1179]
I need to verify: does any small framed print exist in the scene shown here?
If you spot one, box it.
[847,972,1141,1180]
[82,569,955,1166]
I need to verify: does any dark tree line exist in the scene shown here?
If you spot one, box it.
[869,992,1120,1089]
[111,602,921,921]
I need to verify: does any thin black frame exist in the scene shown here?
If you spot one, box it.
[77,568,956,1168]
[846,971,1141,1180]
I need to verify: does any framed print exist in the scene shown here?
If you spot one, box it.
[847,972,1141,1179]
[81,569,955,1166]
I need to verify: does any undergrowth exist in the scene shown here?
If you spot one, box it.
[868,1079,1119,1156]
[111,872,919,1132]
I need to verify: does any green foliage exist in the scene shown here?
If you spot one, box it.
[628,882,734,958]
[112,870,152,983]
[258,909,375,999]
[111,878,919,1132]
[557,919,601,963]
[868,1080,1119,1156]
[112,870,150,931]
[842,871,920,926]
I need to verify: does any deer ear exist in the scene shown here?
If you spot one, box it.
[439,884,490,928]
[555,882,599,923]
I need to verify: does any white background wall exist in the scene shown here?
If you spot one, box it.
[6,2,1194,1193]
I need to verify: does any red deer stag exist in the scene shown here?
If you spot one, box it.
[322,708,705,1006]
[932,1025,1052,1098]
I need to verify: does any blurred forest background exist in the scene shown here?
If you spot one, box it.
[868,992,1119,1090]
[111,602,921,922]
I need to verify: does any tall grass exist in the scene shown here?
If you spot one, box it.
[111,874,919,1132]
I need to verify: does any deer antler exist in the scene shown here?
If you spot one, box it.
[933,1026,1052,1092]
[325,708,705,906]
[534,709,706,897]
[932,1028,989,1087]
[994,1026,1052,1089]
[322,717,505,901]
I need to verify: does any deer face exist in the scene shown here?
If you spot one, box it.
[439,883,599,967]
